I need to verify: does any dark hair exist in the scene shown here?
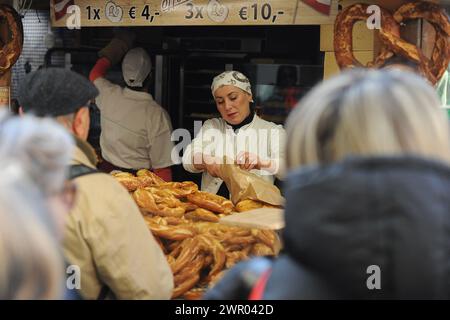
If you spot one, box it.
[126,72,152,92]
[382,55,419,71]
[10,99,20,115]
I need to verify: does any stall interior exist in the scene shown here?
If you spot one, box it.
[45,25,323,183]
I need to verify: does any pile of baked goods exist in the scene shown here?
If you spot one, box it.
[112,169,281,299]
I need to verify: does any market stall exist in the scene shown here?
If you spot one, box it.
[41,0,450,299]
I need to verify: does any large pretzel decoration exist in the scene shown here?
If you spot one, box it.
[0,5,23,75]
[334,4,400,69]
[335,1,450,85]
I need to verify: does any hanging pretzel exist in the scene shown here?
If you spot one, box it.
[380,1,450,84]
[334,3,400,69]
[334,1,450,85]
[0,5,23,75]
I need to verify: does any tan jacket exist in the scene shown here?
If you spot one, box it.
[63,138,173,299]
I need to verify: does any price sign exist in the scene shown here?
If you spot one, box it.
[51,0,337,27]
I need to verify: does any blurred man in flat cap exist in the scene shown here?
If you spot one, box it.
[18,68,173,300]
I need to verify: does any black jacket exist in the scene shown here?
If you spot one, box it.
[206,156,450,299]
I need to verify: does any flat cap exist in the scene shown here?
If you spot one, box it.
[18,68,99,117]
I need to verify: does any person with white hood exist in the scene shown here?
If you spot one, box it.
[90,30,174,181]
[182,70,286,197]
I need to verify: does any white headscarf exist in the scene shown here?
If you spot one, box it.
[211,71,253,98]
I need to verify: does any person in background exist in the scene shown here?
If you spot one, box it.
[382,55,419,73]
[0,111,74,299]
[90,29,174,181]
[205,69,450,299]
[182,70,286,197]
[18,68,173,300]
[383,55,449,114]
[10,99,20,115]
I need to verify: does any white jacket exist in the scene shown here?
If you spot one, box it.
[182,115,286,195]
[94,78,174,170]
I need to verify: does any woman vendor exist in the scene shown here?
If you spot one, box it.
[182,70,286,197]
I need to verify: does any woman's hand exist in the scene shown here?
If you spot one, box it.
[236,152,260,171]
[193,153,222,178]
[204,158,222,178]
[236,152,274,172]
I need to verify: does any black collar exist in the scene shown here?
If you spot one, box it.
[228,112,255,133]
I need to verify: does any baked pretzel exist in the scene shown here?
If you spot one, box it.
[144,215,167,226]
[173,254,205,286]
[146,187,183,208]
[193,234,226,280]
[163,216,188,226]
[235,199,282,212]
[182,288,206,300]
[171,238,200,274]
[335,2,450,85]
[0,5,23,75]
[157,181,198,198]
[133,188,185,218]
[166,254,176,269]
[185,208,220,223]
[136,169,166,185]
[187,191,234,214]
[235,199,264,212]
[334,3,400,69]
[380,1,450,84]
[225,251,249,269]
[144,219,194,241]
[168,241,183,257]
[251,243,275,256]
[172,273,200,299]
[112,172,143,192]
[252,229,277,251]
[223,235,256,246]
[179,201,198,212]
[136,175,156,187]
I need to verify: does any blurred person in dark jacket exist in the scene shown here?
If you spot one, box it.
[205,69,450,300]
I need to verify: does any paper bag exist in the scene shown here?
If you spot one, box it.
[217,162,285,206]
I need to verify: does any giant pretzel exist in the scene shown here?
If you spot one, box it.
[334,1,450,85]
[0,5,23,75]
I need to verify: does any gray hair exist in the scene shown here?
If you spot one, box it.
[0,161,65,299]
[0,110,74,195]
[0,112,72,299]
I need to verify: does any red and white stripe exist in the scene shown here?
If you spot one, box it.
[302,0,331,15]
[53,0,75,21]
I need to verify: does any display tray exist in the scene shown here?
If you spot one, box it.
[219,208,285,230]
